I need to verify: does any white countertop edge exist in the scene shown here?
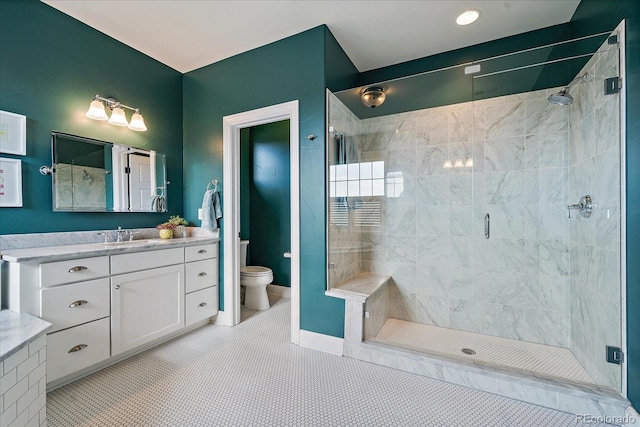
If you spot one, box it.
[1,236,220,263]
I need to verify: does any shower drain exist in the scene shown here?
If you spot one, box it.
[461,348,476,355]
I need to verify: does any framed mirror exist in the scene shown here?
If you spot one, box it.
[51,132,167,212]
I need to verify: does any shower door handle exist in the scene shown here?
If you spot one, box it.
[283,252,291,258]
[484,214,490,239]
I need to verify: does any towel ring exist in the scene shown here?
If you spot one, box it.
[153,187,165,197]
[206,179,219,192]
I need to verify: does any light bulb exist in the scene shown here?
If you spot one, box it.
[456,10,480,26]
[128,111,147,131]
[86,99,108,121]
[108,107,129,126]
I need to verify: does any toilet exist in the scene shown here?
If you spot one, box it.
[240,240,273,310]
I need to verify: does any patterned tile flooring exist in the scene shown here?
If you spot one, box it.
[48,297,607,426]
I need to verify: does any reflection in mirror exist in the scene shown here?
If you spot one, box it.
[51,132,167,212]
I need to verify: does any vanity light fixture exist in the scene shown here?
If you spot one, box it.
[86,95,147,131]
[456,10,480,26]
[361,87,386,109]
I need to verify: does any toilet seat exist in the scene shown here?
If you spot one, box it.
[241,266,272,276]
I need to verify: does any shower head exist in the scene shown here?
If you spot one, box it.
[548,73,590,106]
[548,89,574,106]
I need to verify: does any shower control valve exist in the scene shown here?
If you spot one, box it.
[567,195,593,219]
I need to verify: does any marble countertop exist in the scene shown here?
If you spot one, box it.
[0,236,220,263]
[0,310,52,361]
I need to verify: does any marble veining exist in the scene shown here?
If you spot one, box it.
[0,310,52,360]
[1,235,220,263]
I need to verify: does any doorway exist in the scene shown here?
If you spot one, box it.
[240,121,291,315]
[221,101,300,345]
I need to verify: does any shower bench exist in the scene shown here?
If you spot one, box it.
[325,272,391,357]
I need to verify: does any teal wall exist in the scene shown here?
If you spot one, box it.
[4,2,636,404]
[0,0,183,234]
[183,26,347,337]
[570,0,640,410]
[241,121,291,287]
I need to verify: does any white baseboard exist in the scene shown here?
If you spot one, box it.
[299,329,343,356]
[267,284,291,298]
[214,310,232,326]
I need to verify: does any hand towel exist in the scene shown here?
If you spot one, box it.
[213,191,223,223]
[201,190,222,230]
[200,189,215,230]
[150,194,166,212]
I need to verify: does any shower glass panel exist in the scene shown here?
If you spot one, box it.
[327,24,624,392]
[327,63,475,289]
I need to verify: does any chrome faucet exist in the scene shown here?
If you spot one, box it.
[97,232,110,244]
[116,226,128,243]
[567,195,593,218]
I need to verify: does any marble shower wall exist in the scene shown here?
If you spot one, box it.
[353,90,575,348]
[54,164,106,210]
[568,35,622,391]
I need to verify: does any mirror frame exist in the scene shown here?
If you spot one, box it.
[51,131,167,213]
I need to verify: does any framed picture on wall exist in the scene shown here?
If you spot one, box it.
[0,157,23,207]
[0,110,27,155]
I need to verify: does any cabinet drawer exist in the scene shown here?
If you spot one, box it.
[185,259,218,293]
[111,247,184,275]
[40,256,109,287]
[185,244,217,262]
[47,317,110,383]
[185,286,218,326]
[41,278,110,333]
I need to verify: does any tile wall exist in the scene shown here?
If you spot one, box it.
[568,35,622,391]
[328,30,622,391]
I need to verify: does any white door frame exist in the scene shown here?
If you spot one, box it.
[218,100,300,345]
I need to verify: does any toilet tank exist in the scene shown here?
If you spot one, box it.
[240,240,249,268]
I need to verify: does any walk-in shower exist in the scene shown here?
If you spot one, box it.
[327,22,626,402]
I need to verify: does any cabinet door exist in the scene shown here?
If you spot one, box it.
[111,264,184,356]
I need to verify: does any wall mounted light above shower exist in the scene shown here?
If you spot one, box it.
[548,73,590,106]
[361,87,386,109]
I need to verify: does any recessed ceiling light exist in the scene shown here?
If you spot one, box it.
[456,10,480,26]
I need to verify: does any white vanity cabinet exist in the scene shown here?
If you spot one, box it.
[3,238,219,388]
[184,243,219,326]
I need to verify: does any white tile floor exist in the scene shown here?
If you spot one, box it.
[47,297,608,426]
[373,318,595,386]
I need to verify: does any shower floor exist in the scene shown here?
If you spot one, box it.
[371,318,595,386]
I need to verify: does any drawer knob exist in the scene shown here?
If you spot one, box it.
[114,285,120,290]
[198,302,207,308]
[68,300,88,308]
[198,272,207,277]
[68,266,88,273]
[197,249,207,254]
[68,344,88,353]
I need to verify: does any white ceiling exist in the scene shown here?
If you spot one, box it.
[41,0,581,74]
